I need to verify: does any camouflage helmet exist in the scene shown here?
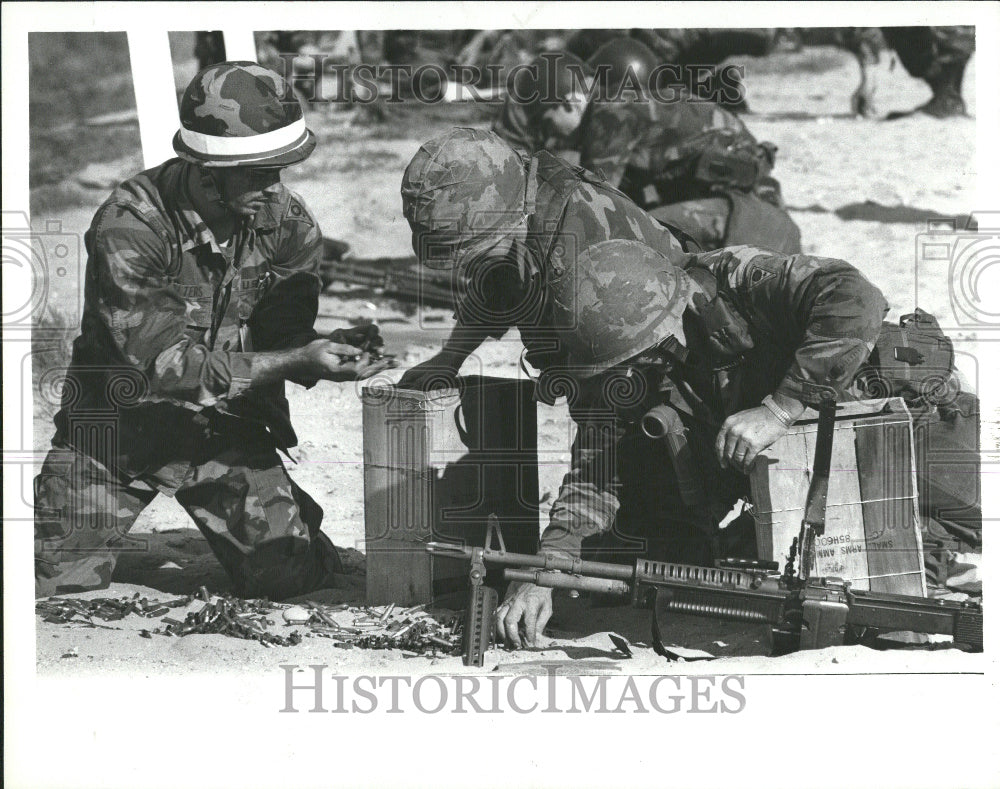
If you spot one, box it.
[550,240,693,377]
[564,29,622,61]
[508,52,593,121]
[588,36,659,97]
[173,61,315,167]
[401,128,532,270]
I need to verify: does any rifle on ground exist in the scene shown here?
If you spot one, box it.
[428,400,982,665]
[427,543,984,665]
[319,238,457,307]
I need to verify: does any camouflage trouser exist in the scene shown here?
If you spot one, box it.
[34,431,341,600]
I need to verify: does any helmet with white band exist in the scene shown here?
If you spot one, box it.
[173,61,315,168]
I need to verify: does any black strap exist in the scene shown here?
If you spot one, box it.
[797,398,837,580]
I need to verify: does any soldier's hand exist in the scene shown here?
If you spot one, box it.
[397,353,461,391]
[299,338,393,382]
[715,405,790,474]
[495,582,553,648]
[328,323,384,352]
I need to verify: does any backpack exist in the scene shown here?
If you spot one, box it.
[861,309,981,577]
[863,309,958,407]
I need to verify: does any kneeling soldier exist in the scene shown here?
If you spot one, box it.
[35,63,390,600]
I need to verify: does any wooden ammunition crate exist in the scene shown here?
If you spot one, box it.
[362,376,539,606]
[749,398,926,596]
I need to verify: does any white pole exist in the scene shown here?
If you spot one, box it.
[126,30,180,170]
[222,30,258,63]
[127,30,257,170]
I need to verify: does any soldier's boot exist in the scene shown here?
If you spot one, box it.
[919,61,969,118]
[227,530,344,601]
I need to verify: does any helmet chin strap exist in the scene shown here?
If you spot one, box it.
[198,167,230,211]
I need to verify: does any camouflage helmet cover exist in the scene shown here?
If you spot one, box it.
[401,128,531,270]
[551,239,693,376]
[588,36,659,96]
[173,61,316,167]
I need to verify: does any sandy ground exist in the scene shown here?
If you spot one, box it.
[31,47,989,676]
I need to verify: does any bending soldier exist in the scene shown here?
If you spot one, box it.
[397,128,887,646]
[34,63,390,600]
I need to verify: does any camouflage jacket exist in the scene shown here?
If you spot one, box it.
[455,150,689,370]
[54,158,322,492]
[540,245,889,559]
[578,93,767,204]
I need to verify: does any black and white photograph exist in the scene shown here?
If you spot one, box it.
[3,3,998,788]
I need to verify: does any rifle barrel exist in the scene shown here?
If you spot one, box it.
[425,542,633,580]
[503,569,631,596]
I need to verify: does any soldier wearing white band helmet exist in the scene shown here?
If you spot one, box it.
[34,62,392,600]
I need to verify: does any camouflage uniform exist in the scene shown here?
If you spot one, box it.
[490,51,593,156]
[494,78,798,252]
[539,247,888,562]
[34,158,338,598]
[492,98,542,154]
[579,94,800,253]
[491,90,586,157]
[401,130,881,564]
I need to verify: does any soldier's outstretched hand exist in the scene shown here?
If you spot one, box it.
[397,352,462,391]
[299,338,394,382]
[495,582,553,648]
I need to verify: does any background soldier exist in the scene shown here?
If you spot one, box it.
[579,37,799,253]
[34,63,390,600]
[492,38,799,252]
[491,51,594,155]
[394,128,887,647]
[566,28,779,114]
